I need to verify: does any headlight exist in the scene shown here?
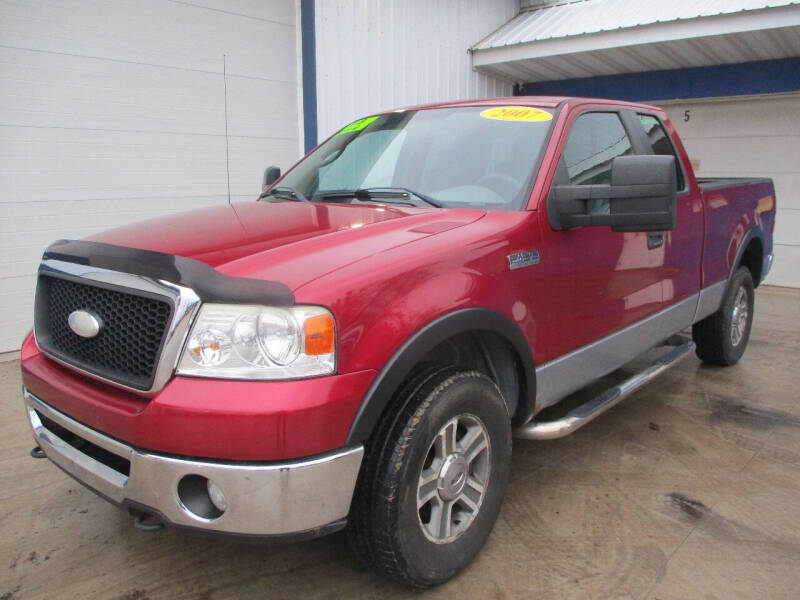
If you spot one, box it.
[177,304,335,379]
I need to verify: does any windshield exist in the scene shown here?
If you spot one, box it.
[274,106,555,210]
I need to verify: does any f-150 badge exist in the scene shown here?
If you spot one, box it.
[507,250,540,270]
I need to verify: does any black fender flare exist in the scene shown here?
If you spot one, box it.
[345,308,536,445]
[727,226,765,292]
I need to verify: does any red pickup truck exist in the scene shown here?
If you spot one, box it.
[21,97,775,588]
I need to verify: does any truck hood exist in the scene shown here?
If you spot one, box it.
[89,201,486,290]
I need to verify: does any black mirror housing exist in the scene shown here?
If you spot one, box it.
[549,155,677,232]
[262,166,281,192]
[608,155,677,232]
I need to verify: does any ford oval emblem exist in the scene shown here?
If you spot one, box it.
[68,310,102,338]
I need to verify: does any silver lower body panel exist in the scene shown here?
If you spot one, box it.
[693,280,726,323]
[24,388,363,537]
[533,294,698,411]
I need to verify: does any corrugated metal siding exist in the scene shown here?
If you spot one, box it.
[0,0,301,352]
[482,28,800,83]
[314,0,519,140]
[473,0,800,49]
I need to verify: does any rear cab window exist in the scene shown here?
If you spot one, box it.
[636,114,687,192]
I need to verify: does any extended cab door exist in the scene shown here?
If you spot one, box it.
[632,111,703,312]
[534,106,703,406]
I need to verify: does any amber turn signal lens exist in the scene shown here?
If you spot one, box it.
[303,313,335,355]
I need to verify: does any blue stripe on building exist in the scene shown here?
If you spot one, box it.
[300,0,318,153]
[521,57,800,102]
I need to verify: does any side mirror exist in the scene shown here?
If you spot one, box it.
[262,166,281,192]
[548,155,677,232]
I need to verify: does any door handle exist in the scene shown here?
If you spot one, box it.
[647,232,664,249]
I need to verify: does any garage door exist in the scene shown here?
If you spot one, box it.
[660,93,799,288]
[0,0,302,353]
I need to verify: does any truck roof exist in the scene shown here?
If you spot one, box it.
[394,95,664,114]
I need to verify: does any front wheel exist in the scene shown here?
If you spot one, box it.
[347,369,511,588]
[693,266,755,366]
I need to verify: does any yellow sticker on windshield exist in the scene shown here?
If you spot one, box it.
[480,106,552,122]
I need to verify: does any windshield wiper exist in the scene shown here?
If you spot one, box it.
[316,187,441,208]
[259,186,309,202]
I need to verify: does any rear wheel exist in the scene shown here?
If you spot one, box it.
[347,369,511,588]
[693,266,755,366]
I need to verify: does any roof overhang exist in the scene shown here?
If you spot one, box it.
[471,1,800,83]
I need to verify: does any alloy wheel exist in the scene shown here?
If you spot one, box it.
[416,414,491,543]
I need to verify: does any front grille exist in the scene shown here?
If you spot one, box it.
[35,275,173,390]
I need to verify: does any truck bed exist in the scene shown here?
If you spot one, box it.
[696,176,773,191]
[697,176,776,288]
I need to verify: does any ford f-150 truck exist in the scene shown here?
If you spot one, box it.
[20,97,775,588]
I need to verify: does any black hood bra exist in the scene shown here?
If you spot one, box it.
[42,239,295,306]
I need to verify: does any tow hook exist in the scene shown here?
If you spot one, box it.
[132,511,165,533]
[30,446,46,459]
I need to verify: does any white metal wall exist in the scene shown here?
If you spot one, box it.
[314,0,519,140]
[660,93,800,288]
[0,0,302,352]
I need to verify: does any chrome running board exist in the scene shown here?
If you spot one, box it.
[515,337,696,441]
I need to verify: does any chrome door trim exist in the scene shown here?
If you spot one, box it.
[533,294,698,411]
[35,258,201,396]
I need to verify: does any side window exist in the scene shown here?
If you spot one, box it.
[637,114,686,191]
[562,112,632,185]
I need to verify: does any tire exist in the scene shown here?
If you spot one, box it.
[693,266,755,366]
[347,369,512,588]
[346,364,454,569]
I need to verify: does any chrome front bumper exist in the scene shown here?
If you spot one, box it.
[24,388,363,537]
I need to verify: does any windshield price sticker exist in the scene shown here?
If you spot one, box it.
[480,106,552,122]
[336,115,379,136]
